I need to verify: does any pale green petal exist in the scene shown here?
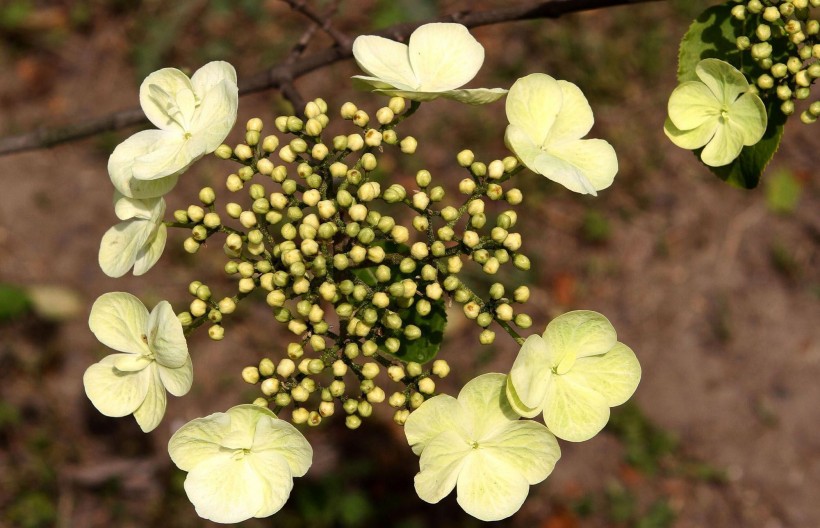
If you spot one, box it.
[188,80,238,153]
[131,133,193,181]
[518,144,599,195]
[133,363,167,432]
[168,412,232,471]
[504,124,542,170]
[546,138,618,194]
[83,354,150,417]
[414,430,471,504]
[696,58,750,106]
[147,300,188,368]
[667,81,721,130]
[729,92,767,145]
[568,342,641,407]
[409,23,484,92]
[133,223,166,276]
[483,421,560,484]
[252,415,313,477]
[700,122,744,167]
[439,87,508,105]
[664,116,717,150]
[88,292,149,354]
[108,130,179,199]
[351,75,414,92]
[506,73,562,146]
[507,334,552,417]
[246,449,295,518]
[456,448,531,522]
[544,311,618,361]
[112,354,152,372]
[543,374,610,442]
[98,220,154,278]
[544,80,594,144]
[190,61,237,99]
[372,89,442,102]
[457,373,519,440]
[139,67,194,132]
[184,451,267,524]
[158,357,193,397]
[405,394,469,455]
[352,35,417,89]
[223,404,274,450]
[113,194,161,221]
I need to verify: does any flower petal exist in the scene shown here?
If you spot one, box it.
[408,23,484,92]
[131,133,193,181]
[414,429,471,504]
[667,81,722,130]
[147,300,188,368]
[696,58,750,106]
[169,412,232,471]
[700,121,743,167]
[98,219,154,278]
[183,451,267,524]
[543,373,610,442]
[544,80,594,144]
[507,335,553,417]
[83,354,150,417]
[506,73,562,146]
[158,357,193,397]
[545,138,618,195]
[482,421,560,485]
[190,61,237,100]
[568,342,641,407]
[132,363,167,432]
[188,79,239,153]
[252,414,313,477]
[405,394,470,455]
[247,449,295,518]
[729,92,767,145]
[351,75,414,92]
[456,448,531,522]
[108,130,179,199]
[544,310,618,361]
[139,67,194,132]
[663,116,717,150]
[133,223,166,276]
[352,35,417,89]
[457,373,519,440]
[88,292,150,354]
[113,194,162,221]
[439,87,508,105]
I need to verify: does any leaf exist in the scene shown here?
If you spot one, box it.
[0,284,30,322]
[387,298,447,364]
[677,2,791,189]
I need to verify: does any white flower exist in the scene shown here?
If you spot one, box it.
[168,404,313,524]
[84,292,192,432]
[506,311,641,442]
[664,58,767,167]
[109,61,238,194]
[98,193,167,278]
[404,373,560,522]
[352,23,507,104]
[505,73,618,195]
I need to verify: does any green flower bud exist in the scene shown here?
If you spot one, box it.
[347,133,365,151]
[345,415,362,430]
[191,225,208,242]
[340,102,358,119]
[361,152,378,172]
[404,325,422,340]
[208,324,225,341]
[430,241,445,257]
[731,4,746,19]
[234,144,253,161]
[415,169,432,188]
[429,186,445,202]
[781,100,795,115]
[261,378,279,396]
[412,191,430,211]
[174,209,190,223]
[425,282,443,301]
[361,340,376,357]
[215,143,233,159]
[361,362,380,380]
[515,313,533,328]
[400,136,417,154]
[364,129,383,147]
[453,288,471,304]
[513,254,531,270]
[353,110,370,127]
[418,377,435,394]
[388,96,406,114]
[343,399,358,416]
[389,392,407,408]
[757,74,774,90]
[376,107,395,124]
[182,237,199,254]
[479,329,495,345]
[801,110,818,124]
[795,87,810,100]
[463,301,480,319]
[762,6,779,22]
[384,337,401,353]
[487,160,504,179]
[409,242,428,260]
[483,257,500,275]
[495,303,514,321]
[286,116,303,133]
[288,319,308,335]
[459,178,476,194]
[246,130,260,146]
[357,182,381,202]
[242,366,260,384]
[406,362,423,378]
[456,149,474,167]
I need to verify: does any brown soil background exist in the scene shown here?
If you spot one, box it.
[0,1,818,527]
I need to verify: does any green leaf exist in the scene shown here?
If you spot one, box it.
[0,284,31,322]
[677,2,791,189]
[388,298,447,364]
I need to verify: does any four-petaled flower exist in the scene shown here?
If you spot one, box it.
[505,73,618,196]
[506,311,641,442]
[109,61,238,194]
[98,193,167,278]
[84,292,192,432]
[405,373,560,522]
[352,23,507,104]
[168,404,313,524]
[664,58,767,167]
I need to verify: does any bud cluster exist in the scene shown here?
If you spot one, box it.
[732,0,820,122]
[173,96,534,427]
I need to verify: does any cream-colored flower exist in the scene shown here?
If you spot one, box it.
[505,73,618,195]
[168,404,313,524]
[405,373,560,522]
[98,193,167,278]
[664,58,767,167]
[352,23,506,104]
[109,61,238,194]
[506,311,641,442]
[84,292,192,432]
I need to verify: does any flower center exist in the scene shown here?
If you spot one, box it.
[231,448,252,460]
[183,132,192,140]
[140,334,156,360]
[470,440,480,450]
[719,106,730,123]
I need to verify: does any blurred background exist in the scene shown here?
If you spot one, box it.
[0,0,818,526]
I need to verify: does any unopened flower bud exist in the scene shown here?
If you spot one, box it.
[400,136,417,154]
[242,366,260,384]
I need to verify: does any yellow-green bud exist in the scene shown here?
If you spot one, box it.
[432,359,450,378]
[400,136,417,154]
[376,107,394,124]
[347,133,364,151]
[418,377,435,394]
[352,110,370,127]
[365,129,382,147]
[357,182,381,202]
[208,324,225,341]
[388,96,406,114]
[479,329,495,344]
[234,144,253,161]
[215,144,233,159]
[242,366,260,384]
[183,238,200,254]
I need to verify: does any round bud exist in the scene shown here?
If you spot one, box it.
[214,144,233,159]
[347,134,365,151]
[365,129,382,147]
[261,135,279,153]
[417,377,435,394]
[506,188,523,205]
[183,237,200,254]
[376,107,395,124]
[400,136,417,154]
[352,110,370,127]
[479,313,496,329]
[388,97,406,114]
[459,178,476,194]
[208,325,225,341]
[479,329,496,345]
[242,366,260,384]
[456,149,474,167]
[234,144,253,161]
[345,415,362,429]
[515,313,533,328]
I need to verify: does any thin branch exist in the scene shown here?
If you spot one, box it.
[281,0,351,49]
[0,0,663,157]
